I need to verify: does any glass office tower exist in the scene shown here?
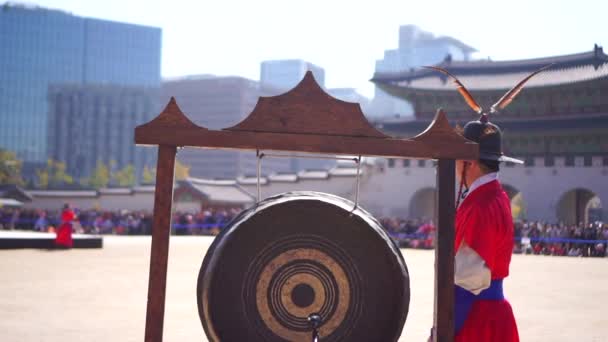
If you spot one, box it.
[0,3,161,163]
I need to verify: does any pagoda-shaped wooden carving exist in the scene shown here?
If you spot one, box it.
[136,72,476,159]
[135,71,478,342]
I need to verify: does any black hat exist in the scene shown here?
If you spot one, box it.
[462,116,523,164]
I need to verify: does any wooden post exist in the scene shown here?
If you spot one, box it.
[144,145,177,342]
[434,159,456,341]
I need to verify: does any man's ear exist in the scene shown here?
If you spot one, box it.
[464,160,479,173]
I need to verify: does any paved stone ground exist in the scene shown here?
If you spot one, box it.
[1,235,606,341]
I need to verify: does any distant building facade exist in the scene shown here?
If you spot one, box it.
[370,25,476,119]
[47,84,159,181]
[0,3,161,164]
[372,45,608,223]
[161,76,291,179]
[328,88,370,108]
[260,59,326,91]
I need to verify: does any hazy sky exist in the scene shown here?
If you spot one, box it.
[32,0,607,97]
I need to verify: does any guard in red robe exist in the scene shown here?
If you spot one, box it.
[452,119,520,342]
[423,63,550,342]
[55,203,75,248]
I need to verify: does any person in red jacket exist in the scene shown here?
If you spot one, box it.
[55,203,75,249]
[423,63,551,341]
[453,118,520,342]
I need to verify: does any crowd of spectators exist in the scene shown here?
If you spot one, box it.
[379,217,436,249]
[0,207,240,236]
[171,208,242,235]
[1,207,607,257]
[513,221,608,257]
[381,217,607,258]
[0,207,153,234]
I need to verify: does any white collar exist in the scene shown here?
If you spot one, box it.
[466,172,498,197]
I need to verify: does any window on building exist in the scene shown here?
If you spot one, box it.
[388,159,395,168]
[603,156,608,166]
[584,156,592,167]
[565,155,575,167]
[418,160,426,167]
[525,157,535,167]
[402,159,410,167]
[545,156,555,167]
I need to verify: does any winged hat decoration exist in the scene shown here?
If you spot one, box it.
[423,64,553,122]
[423,63,553,208]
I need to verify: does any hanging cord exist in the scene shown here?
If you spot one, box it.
[353,155,362,212]
[256,150,265,203]
[455,162,469,208]
[254,151,361,207]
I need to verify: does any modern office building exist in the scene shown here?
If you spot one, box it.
[260,59,325,91]
[47,84,159,181]
[328,88,370,109]
[370,25,476,119]
[0,3,161,164]
[161,75,292,179]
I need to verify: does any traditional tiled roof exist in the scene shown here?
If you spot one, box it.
[328,167,360,177]
[267,173,299,182]
[236,167,364,184]
[180,179,255,205]
[132,185,156,193]
[372,45,608,91]
[0,198,23,207]
[236,175,269,185]
[297,170,330,180]
[377,114,608,135]
[26,187,157,198]
[0,184,32,202]
[98,188,133,195]
[27,190,98,198]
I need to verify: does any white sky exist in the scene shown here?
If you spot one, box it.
[31,0,607,98]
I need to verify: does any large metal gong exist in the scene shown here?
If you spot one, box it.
[197,191,410,341]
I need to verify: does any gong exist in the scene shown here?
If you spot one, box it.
[197,191,410,341]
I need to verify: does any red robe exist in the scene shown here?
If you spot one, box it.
[455,180,519,342]
[55,209,75,248]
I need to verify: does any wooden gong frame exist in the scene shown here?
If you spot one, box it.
[135,71,478,342]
